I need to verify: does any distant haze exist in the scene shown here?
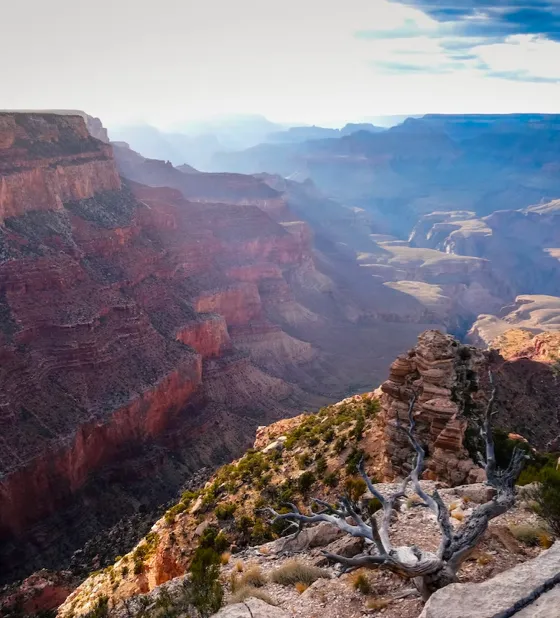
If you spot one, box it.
[3,0,560,127]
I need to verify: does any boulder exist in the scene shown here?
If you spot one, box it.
[211,598,290,618]
[265,522,344,554]
[450,484,496,504]
[419,543,560,618]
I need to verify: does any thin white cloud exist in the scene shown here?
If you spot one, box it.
[1,0,559,126]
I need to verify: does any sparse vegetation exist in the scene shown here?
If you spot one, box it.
[230,586,277,606]
[298,471,316,494]
[508,524,554,547]
[270,560,330,586]
[233,565,266,589]
[523,467,560,536]
[215,503,237,520]
[351,571,372,595]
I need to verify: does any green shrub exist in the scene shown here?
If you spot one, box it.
[366,497,383,514]
[363,398,380,418]
[324,471,340,488]
[344,477,367,502]
[345,448,365,475]
[188,547,224,617]
[215,503,237,521]
[199,526,230,554]
[298,471,316,494]
[333,436,347,454]
[251,519,273,544]
[237,451,270,483]
[315,456,327,475]
[236,515,254,535]
[351,414,365,441]
[526,467,560,536]
[297,452,312,469]
[270,560,330,586]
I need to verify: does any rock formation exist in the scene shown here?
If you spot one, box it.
[467,294,560,348]
[379,330,487,486]
[0,113,433,583]
[419,543,560,618]
[379,330,560,485]
[409,203,560,298]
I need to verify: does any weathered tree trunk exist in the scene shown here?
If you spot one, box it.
[262,372,527,601]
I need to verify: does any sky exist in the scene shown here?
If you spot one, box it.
[2,0,560,128]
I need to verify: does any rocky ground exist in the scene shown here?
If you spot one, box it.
[215,482,549,618]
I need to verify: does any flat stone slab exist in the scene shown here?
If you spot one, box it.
[419,543,560,618]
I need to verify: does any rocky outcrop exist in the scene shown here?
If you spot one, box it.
[467,294,560,348]
[0,113,120,221]
[380,330,560,484]
[419,543,560,618]
[0,570,77,616]
[380,330,486,485]
[410,203,560,297]
[211,599,290,618]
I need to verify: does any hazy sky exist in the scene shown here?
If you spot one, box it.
[3,0,560,128]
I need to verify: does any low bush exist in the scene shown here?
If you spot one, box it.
[344,476,367,502]
[508,524,552,547]
[298,471,316,494]
[270,560,330,586]
[525,467,560,536]
[324,471,340,488]
[215,503,237,521]
[234,566,267,589]
[345,448,365,475]
[315,455,327,475]
[351,571,372,595]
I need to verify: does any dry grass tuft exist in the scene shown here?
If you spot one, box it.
[270,560,330,586]
[475,552,493,566]
[230,585,277,606]
[220,552,231,565]
[509,524,552,547]
[350,570,372,595]
[232,565,267,590]
[235,560,244,572]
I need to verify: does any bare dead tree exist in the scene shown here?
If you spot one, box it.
[261,373,527,600]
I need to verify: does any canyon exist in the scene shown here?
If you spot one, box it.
[0,113,434,583]
[1,110,560,611]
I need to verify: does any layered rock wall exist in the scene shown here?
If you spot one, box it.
[0,113,346,581]
[380,330,488,485]
[0,113,120,221]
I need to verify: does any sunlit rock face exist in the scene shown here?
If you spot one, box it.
[1,113,433,583]
[378,330,560,486]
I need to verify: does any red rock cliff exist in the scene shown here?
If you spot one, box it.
[0,114,332,582]
[0,113,120,220]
